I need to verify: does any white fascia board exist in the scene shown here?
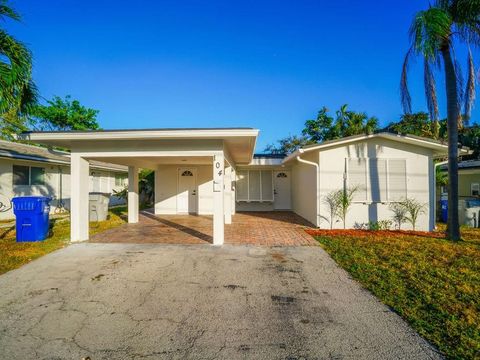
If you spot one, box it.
[21,129,260,141]
[73,150,223,158]
[248,158,284,166]
[0,153,70,165]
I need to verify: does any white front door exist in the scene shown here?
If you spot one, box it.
[274,171,291,210]
[177,168,197,214]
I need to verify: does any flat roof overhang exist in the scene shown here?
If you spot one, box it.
[19,128,260,165]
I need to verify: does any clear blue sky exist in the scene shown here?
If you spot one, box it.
[10,1,476,151]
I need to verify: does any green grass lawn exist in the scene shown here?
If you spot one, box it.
[311,225,480,360]
[0,206,127,275]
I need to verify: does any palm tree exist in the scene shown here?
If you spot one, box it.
[0,0,37,138]
[400,0,480,241]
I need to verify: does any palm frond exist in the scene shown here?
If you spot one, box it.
[410,7,452,59]
[401,48,413,114]
[455,58,465,107]
[0,29,33,113]
[0,1,20,22]
[464,48,475,124]
[424,58,440,121]
[447,0,480,24]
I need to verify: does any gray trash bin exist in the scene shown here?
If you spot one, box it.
[459,198,480,228]
[89,192,111,221]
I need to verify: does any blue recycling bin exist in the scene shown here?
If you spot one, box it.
[12,196,51,242]
[440,198,448,223]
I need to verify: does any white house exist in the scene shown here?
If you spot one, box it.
[0,139,128,220]
[439,160,480,197]
[21,128,457,245]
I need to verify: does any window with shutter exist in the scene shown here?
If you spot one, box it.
[369,159,387,202]
[236,170,249,201]
[236,170,274,201]
[347,158,367,201]
[248,171,261,200]
[388,159,407,201]
[261,171,273,201]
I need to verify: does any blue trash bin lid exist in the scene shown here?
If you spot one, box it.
[12,196,51,202]
[12,196,51,212]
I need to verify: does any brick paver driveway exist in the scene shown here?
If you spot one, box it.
[90,211,317,246]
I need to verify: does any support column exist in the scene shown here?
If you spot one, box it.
[213,153,224,245]
[224,166,232,224]
[128,166,139,223]
[231,168,236,215]
[71,154,89,242]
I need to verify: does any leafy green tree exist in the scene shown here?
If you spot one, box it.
[389,112,441,139]
[31,95,100,131]
[303,104,378,142]
[400,0,480,240]
[267,105,378,154]
[264,134,310,155]
[436,165,449,188]
[459,123,480,157]
[302,107,337,143]
[0,0,37,139]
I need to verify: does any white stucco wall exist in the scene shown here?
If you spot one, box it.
[317,137,434,231]
[155,164,214,215]
[0,158,126,220]
[291,152,318,226]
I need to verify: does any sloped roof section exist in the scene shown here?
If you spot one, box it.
[0,140,127,172]
[283,132,469,163]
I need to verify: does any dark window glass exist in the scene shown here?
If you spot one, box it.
[13,165,29,185]
[115,174,126,186]
[31,167,45,185]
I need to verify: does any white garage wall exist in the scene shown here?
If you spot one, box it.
[291,152,318,226]
[317,137,434,231]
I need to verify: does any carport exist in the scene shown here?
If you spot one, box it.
[89,210,317,246]
[20,128,259,245]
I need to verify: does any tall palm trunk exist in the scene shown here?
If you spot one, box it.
[441,42,461,241]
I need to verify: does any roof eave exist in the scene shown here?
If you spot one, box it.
[282,133,463,164]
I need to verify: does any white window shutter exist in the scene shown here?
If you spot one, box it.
[388,159,407,201]
[347,158,367,201]
[248,171,261,201]
[369,159,387,202]
[261,171,273,201]
[236,170,249,201]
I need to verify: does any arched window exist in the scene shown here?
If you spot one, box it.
[181,170,193,177]
[276,172,288,178]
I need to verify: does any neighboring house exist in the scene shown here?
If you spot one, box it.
[0,140,128,220]
[22,129,456,245]
[439,160,480,197]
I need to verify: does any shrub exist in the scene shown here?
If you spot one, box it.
[368,220,393,230]
[336,186,358,229]
[402,198,427,231]
[323,190,341,229]
[389,201,408,230]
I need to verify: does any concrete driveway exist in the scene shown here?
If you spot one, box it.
[0,243,441,360]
